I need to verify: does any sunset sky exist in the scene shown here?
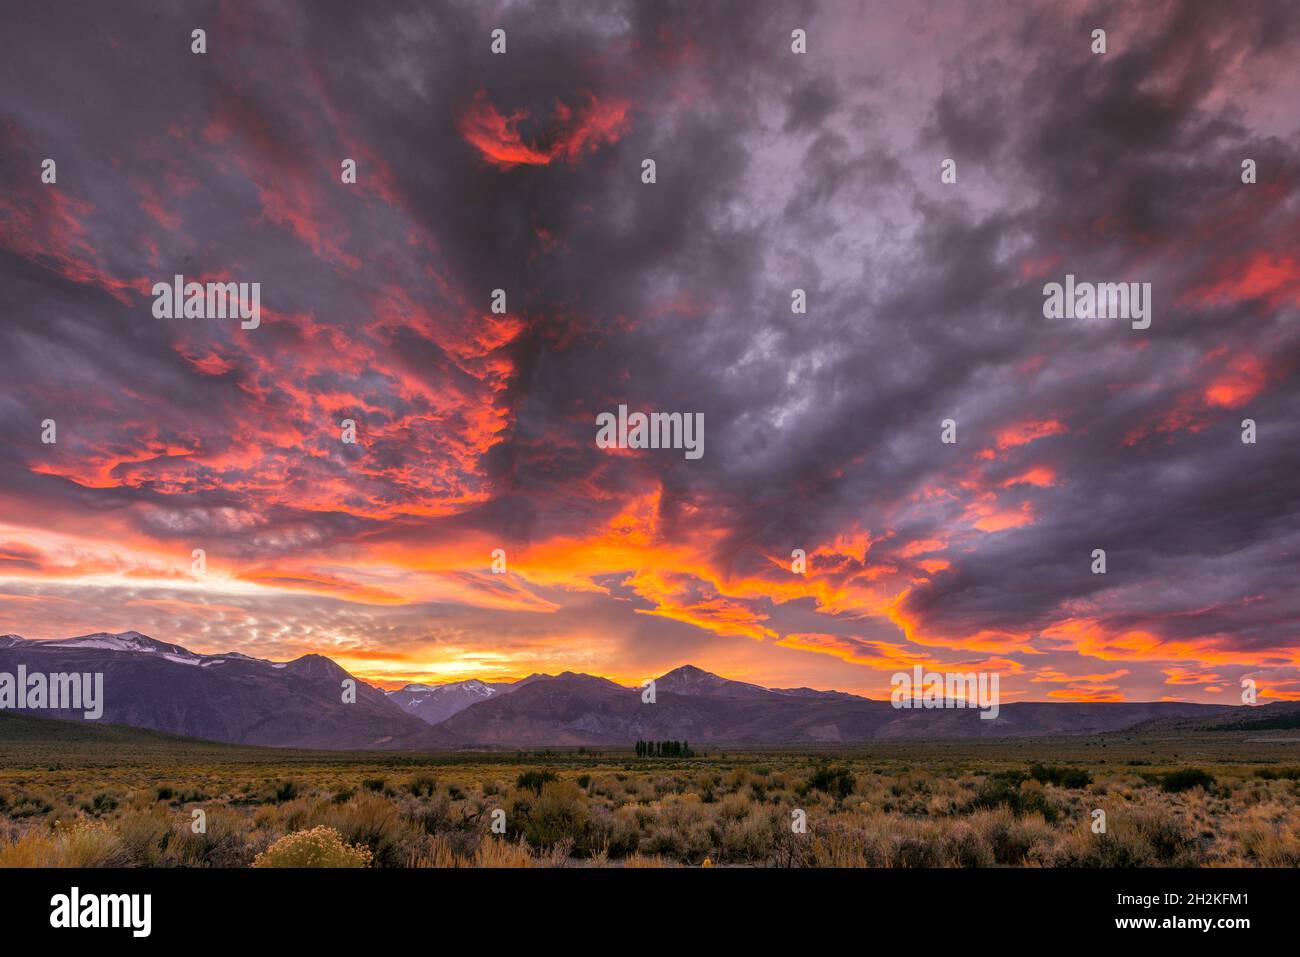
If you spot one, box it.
[1,0,1297,702]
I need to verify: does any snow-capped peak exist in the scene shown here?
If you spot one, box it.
[391,683,439,694]
[49,631,180,654]
[390,678,497,697]
[25,632,285,668]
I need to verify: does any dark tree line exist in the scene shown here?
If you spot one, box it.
[635,739,693,758]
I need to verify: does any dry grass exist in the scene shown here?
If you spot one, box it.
[2,736,1298,867]
[0,820,129,867]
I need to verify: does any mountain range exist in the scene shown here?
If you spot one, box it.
[0,631,1271,750]
[0,632,445,750]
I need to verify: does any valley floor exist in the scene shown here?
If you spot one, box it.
[1,731,1298,867]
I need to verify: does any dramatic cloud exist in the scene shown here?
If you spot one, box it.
[0,0,1296,700]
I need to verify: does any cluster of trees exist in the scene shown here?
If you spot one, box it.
[635,739,693,758]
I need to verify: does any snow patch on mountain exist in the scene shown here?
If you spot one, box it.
[386,677,506,725]
[15,632,289,669]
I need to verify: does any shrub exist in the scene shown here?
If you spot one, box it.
[401,792,452,835]
[1240,824,1300,866]
[1029,764,1093,789]
[0,829,58,867]
[717,792,750,823]
[515,781,589,851]
[946,822,994,868]
[166,806,255,867]
[889,834,945,868]
[641,824,688,859]
[1051,808,1200,867]
[807,823,883,867]
[1254,767,1300,781]
[1162,768,1216,793]
[963,773,1059,823]
[516,770,558,794]
[405,775,437,798]
[974,807,1055,864]
[9,793,52,818]
[115,807,172,866]
[252,826,371,868]
[50,822,129,867]
[261,780,300,803]
[587,806,641,858]
[806,765,856,801]
[315,792,407,867]
[82,792,119,816]
[474,837,534,867]
[721,815,773,862]
[1135,811,1199,864]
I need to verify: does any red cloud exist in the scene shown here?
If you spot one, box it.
[458,90,631,170]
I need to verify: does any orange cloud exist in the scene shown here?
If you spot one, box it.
[458,90,631,170]
[995,419,1068,450]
